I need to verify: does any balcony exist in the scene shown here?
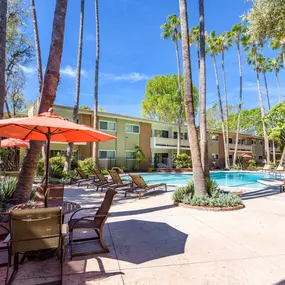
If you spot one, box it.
[270,147,281,154]
[228,143,252,153]
[150,137,190,150]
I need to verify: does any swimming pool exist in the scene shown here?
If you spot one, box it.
[140,172,277,189]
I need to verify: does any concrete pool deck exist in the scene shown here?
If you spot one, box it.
[1,184,285,284]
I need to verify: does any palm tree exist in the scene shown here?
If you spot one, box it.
[268,56,283,103]
[206,30,229,169]
[198,0,209,177]
[179,0,207,197]
[93,0,99,166]
[31,0,43,97]
[14,0,68,203]
[161,14,182,154]
[216,32,232,167]
[65,0,85,171]
[231,23,247,166]
[243,35,270,165]
[270,37,285,69]
[0,0,7,120]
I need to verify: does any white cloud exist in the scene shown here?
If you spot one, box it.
[101,72,149,82]
[60,65,86,77]
[19,65,37,74]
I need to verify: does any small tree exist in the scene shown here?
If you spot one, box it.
[132,145,146,170]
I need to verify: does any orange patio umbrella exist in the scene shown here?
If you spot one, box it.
[0,108,116,206]
[239,153,253,158]
[0,138,29,148]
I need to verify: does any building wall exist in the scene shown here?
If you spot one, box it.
[139,122,152,169]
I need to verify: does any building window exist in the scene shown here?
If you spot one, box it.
[154,130,169,138]
[269,142,271,147]
[99,120,116,132]
[173,132,185,139]
[229,138,233,144]
[125,151,135,160]
[99,150,116,160]
[259,156,263,160]
[125,124,140,134]
[212,135,218,141]
[260,141,263,145]
[212,153,219,159]
[184,133,188,140]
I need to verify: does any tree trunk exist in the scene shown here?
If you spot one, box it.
[4,96,11,118]
[282,46,285,70]
[272,141,276,165]
[0,0,7,120]
[179,0,206,197]
[14,0,68,203]
[275,69,281,103]
[279,147,285,167]
[198,0,209,177]
[65,0,85,171]
[233,38,242,166]
[263,70,271,110]
[212,54,228,169]
[221,49,230,168]
[253,45,270,165]
[31,0,43,97]
[92,0,99,166]
[175,37,182,155]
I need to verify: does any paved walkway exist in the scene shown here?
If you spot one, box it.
[1,184,285,285]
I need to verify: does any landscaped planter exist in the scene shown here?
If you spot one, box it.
[156,168,192,173]
[174,202,245,212]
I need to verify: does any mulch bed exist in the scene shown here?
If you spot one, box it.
[174,202,245,212]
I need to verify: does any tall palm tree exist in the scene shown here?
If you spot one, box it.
[161,14,182,154]
[14,0,68,202]
[243,35,270,165]
[268,56,283,103]
[231,23,247,166]
[93,0,99,165]
[65,0,85,171]
[198,0,209,177]
[206,30,229,169]
[31,0,43,97]
[270,37,285,69]
[0,0,7,120]
[216,32,232,167]
[179,0,207,197]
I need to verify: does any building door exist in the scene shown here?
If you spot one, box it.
[154,153,169,167]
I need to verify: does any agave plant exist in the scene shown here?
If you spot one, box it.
[0,177,18,202]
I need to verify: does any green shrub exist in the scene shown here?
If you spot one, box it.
[78,158,95,175]
[183,192,242,207]
[37,158,44,177]
[51,164,64,179]
[101,169,109,175]
[232,163,241,170]
[0,177,17,202]
[172,180,194,202]
[173,154,192,169]
[50,155,65,169]
[248,159,256,169]
[207,178,219,197]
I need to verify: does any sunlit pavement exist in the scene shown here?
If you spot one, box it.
[1,184,285,285]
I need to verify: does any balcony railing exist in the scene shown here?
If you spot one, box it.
[150,137,190,149]
[228,143,252,152]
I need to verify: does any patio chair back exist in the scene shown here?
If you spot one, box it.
[94,169,106,181]
[276,165,284,171]
[95,189,117,225]
[76,168,88,179]
[263,164,271,170]
[129,174,148,189]
[35,184,64,203]
[108,170,123,185]
[9,207,62,254]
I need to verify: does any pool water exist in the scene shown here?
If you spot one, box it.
[140,172,278,189]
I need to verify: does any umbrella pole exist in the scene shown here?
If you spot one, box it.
[44,132,51,207]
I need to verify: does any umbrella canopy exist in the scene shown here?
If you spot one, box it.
[239,153,253,158]
[0,108,116,206]
[0,138,29,148]
[0,109,116,142]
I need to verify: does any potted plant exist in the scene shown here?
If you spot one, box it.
[148,164,154,172]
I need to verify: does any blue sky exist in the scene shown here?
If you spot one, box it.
[22,0,284,117]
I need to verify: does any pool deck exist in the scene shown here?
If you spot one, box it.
[1,183,285,285]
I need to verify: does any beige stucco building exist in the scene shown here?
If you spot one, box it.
[28,104,280,170]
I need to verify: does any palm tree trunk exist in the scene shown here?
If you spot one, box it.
[253,45,270,165]
[0,0,7,120]
[279,147,285,167]
[179,0,206,197]
[212,54,228,169]
[221,49,230,168]
[275,69,281,103]
[4,93,11,118]
[282,46,285,70]
[31,0,43,97]
[175,37,182,155]
[14,0,68,203]
[233,38,242,166]
[198,0,209,177]
[93,0,99,167]
[65,0,85,171]
[272,141,276,165]
[263,70,271,110]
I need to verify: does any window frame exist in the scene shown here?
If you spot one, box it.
[211,135,219,142]
[125,123,140,134]
[212,153,219,160]
[98,149,116,160]
[99,120,116,132]
[125,150,136,160]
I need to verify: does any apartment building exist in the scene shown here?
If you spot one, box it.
[28,104,279,169]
